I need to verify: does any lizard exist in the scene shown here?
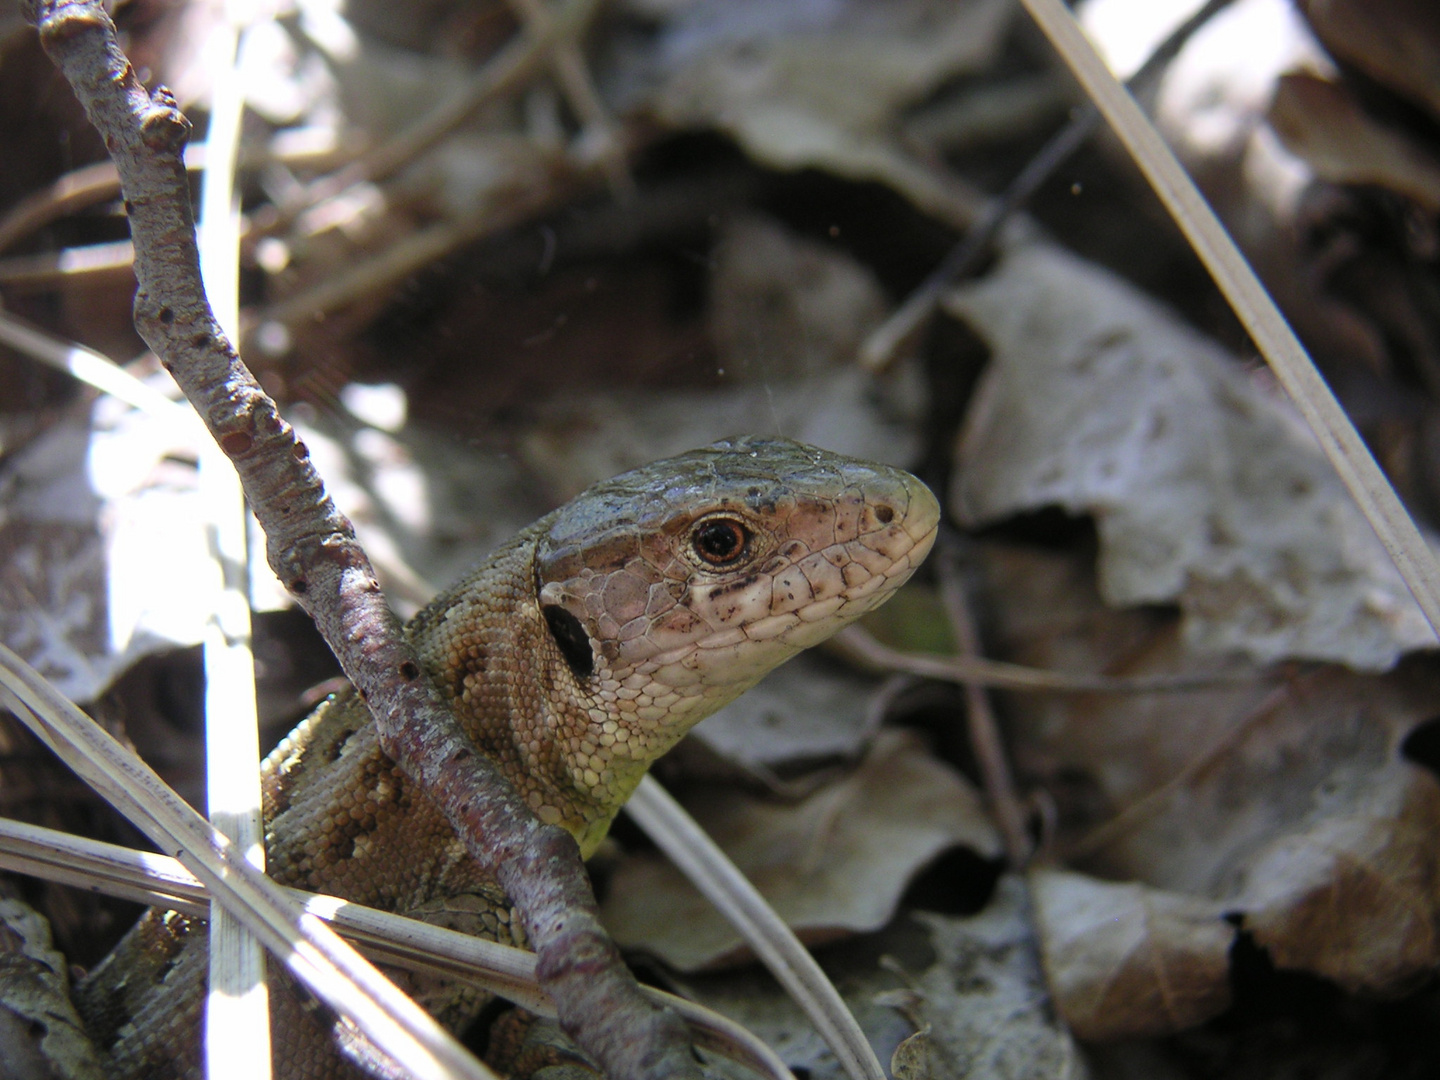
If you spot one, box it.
[60,434,941,1079]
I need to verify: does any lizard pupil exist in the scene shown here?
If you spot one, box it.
[543,604,594,679]
[694,519,748,565]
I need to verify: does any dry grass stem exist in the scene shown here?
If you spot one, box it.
[0,818,795,1080]
[0,309,186,416]
[1017,0,1440,640]
[0,644,495,1080]
[627,775,886,1080]
[195,13,271,1077]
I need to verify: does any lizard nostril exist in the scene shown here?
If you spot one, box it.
[875,504,894,524]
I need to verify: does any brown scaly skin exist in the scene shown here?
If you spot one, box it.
[71,436,940,1078]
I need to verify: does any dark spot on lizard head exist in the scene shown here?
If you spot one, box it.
[709,572,760,599]
[543,604,595,679]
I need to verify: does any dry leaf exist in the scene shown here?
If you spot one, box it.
[602,730,1000,970]
[883,878,1089,1080]
[1268,72,1440,213]
[710,214,887,380]
[641,0,1010,226]
[981,540,1440,1020]
[0,896,104,1080]
[0,409,206,703]
[520,363,925,505]
[1029,868,1233,1040]
[946,239,1433,670]
[1227,750,1440,994]
[1296,0,1440,123]
[686,653,883,774]
[517,211,922,501]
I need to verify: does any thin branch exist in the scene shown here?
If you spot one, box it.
[934,545,1030,865]
[503,0,635,200]
[1016,0,1440,641]
[860,0,1238,373]
[0,156,147,254]
[21,2,701,1077]
[831,626,1261,694]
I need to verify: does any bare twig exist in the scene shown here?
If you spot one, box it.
[0,156,158,254]
[861,0,1238,373]
[934,545,1030,865]
[831,625,1260,694]
[504,0,636,200]
[21,2,700,1077]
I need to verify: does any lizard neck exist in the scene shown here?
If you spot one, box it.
[409,525,693,857]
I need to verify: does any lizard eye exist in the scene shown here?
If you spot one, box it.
[692,517,750,566]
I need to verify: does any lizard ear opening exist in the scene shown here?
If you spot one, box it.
[543,604,595,679]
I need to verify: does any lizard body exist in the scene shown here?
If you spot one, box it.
[69,436,940,1078]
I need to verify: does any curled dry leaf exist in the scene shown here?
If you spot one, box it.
[1028,868,1233,1041]
[1228,745,1440,994]
[981,540,1440,1032]
[884,878,1089,1080]
[1268,72,1440,213]
[1295,0,1440,123]
[946,239,1433,670]
[601,730,1000,970]
[0,896,104,1080]
[641,0,1011,225]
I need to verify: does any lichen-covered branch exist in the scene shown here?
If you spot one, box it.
[20,2,699,1076]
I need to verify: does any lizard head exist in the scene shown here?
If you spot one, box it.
[531,435,939,851]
